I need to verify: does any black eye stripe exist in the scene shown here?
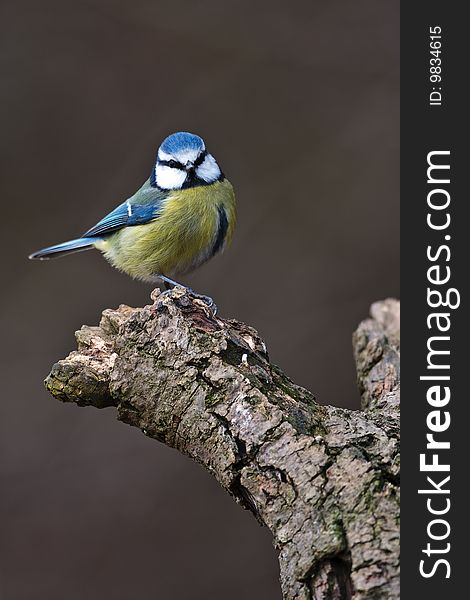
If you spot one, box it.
[193,150,208,168]
[157,150,207,171]
[158,159,185,169]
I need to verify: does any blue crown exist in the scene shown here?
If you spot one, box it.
[159,132,204,155]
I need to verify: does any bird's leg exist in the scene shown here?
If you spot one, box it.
[158,275,187,290]
[157,275,217,314]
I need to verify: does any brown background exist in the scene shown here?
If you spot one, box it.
[0,1,399,598]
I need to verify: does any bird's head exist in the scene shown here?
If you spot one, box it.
[153,132,222,190]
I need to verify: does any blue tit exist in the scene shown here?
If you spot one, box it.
[29,132,236,308]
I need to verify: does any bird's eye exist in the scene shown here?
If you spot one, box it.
[168,160,179,168]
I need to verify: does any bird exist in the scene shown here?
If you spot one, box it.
[29,132,236,311]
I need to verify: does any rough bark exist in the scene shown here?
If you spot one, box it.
[45,289,400,600]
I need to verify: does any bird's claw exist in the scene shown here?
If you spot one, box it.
[190,292,217,315]
[156,276,217,315]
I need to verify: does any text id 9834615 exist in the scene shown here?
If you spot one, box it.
[429,26,443,107]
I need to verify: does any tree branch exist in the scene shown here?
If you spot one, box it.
[45,289,400,600]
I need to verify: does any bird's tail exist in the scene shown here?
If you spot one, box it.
[28,237,100,260]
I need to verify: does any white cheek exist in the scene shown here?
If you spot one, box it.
[196,154,221,183]
[155,165,187,190]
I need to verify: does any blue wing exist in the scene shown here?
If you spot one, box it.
[82,185,167,238]
[82,202,158,237]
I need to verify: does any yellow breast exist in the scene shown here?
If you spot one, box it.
[98,179,236,281]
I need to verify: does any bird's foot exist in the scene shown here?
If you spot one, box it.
[189,292,217,315]
[157,275,217,315]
